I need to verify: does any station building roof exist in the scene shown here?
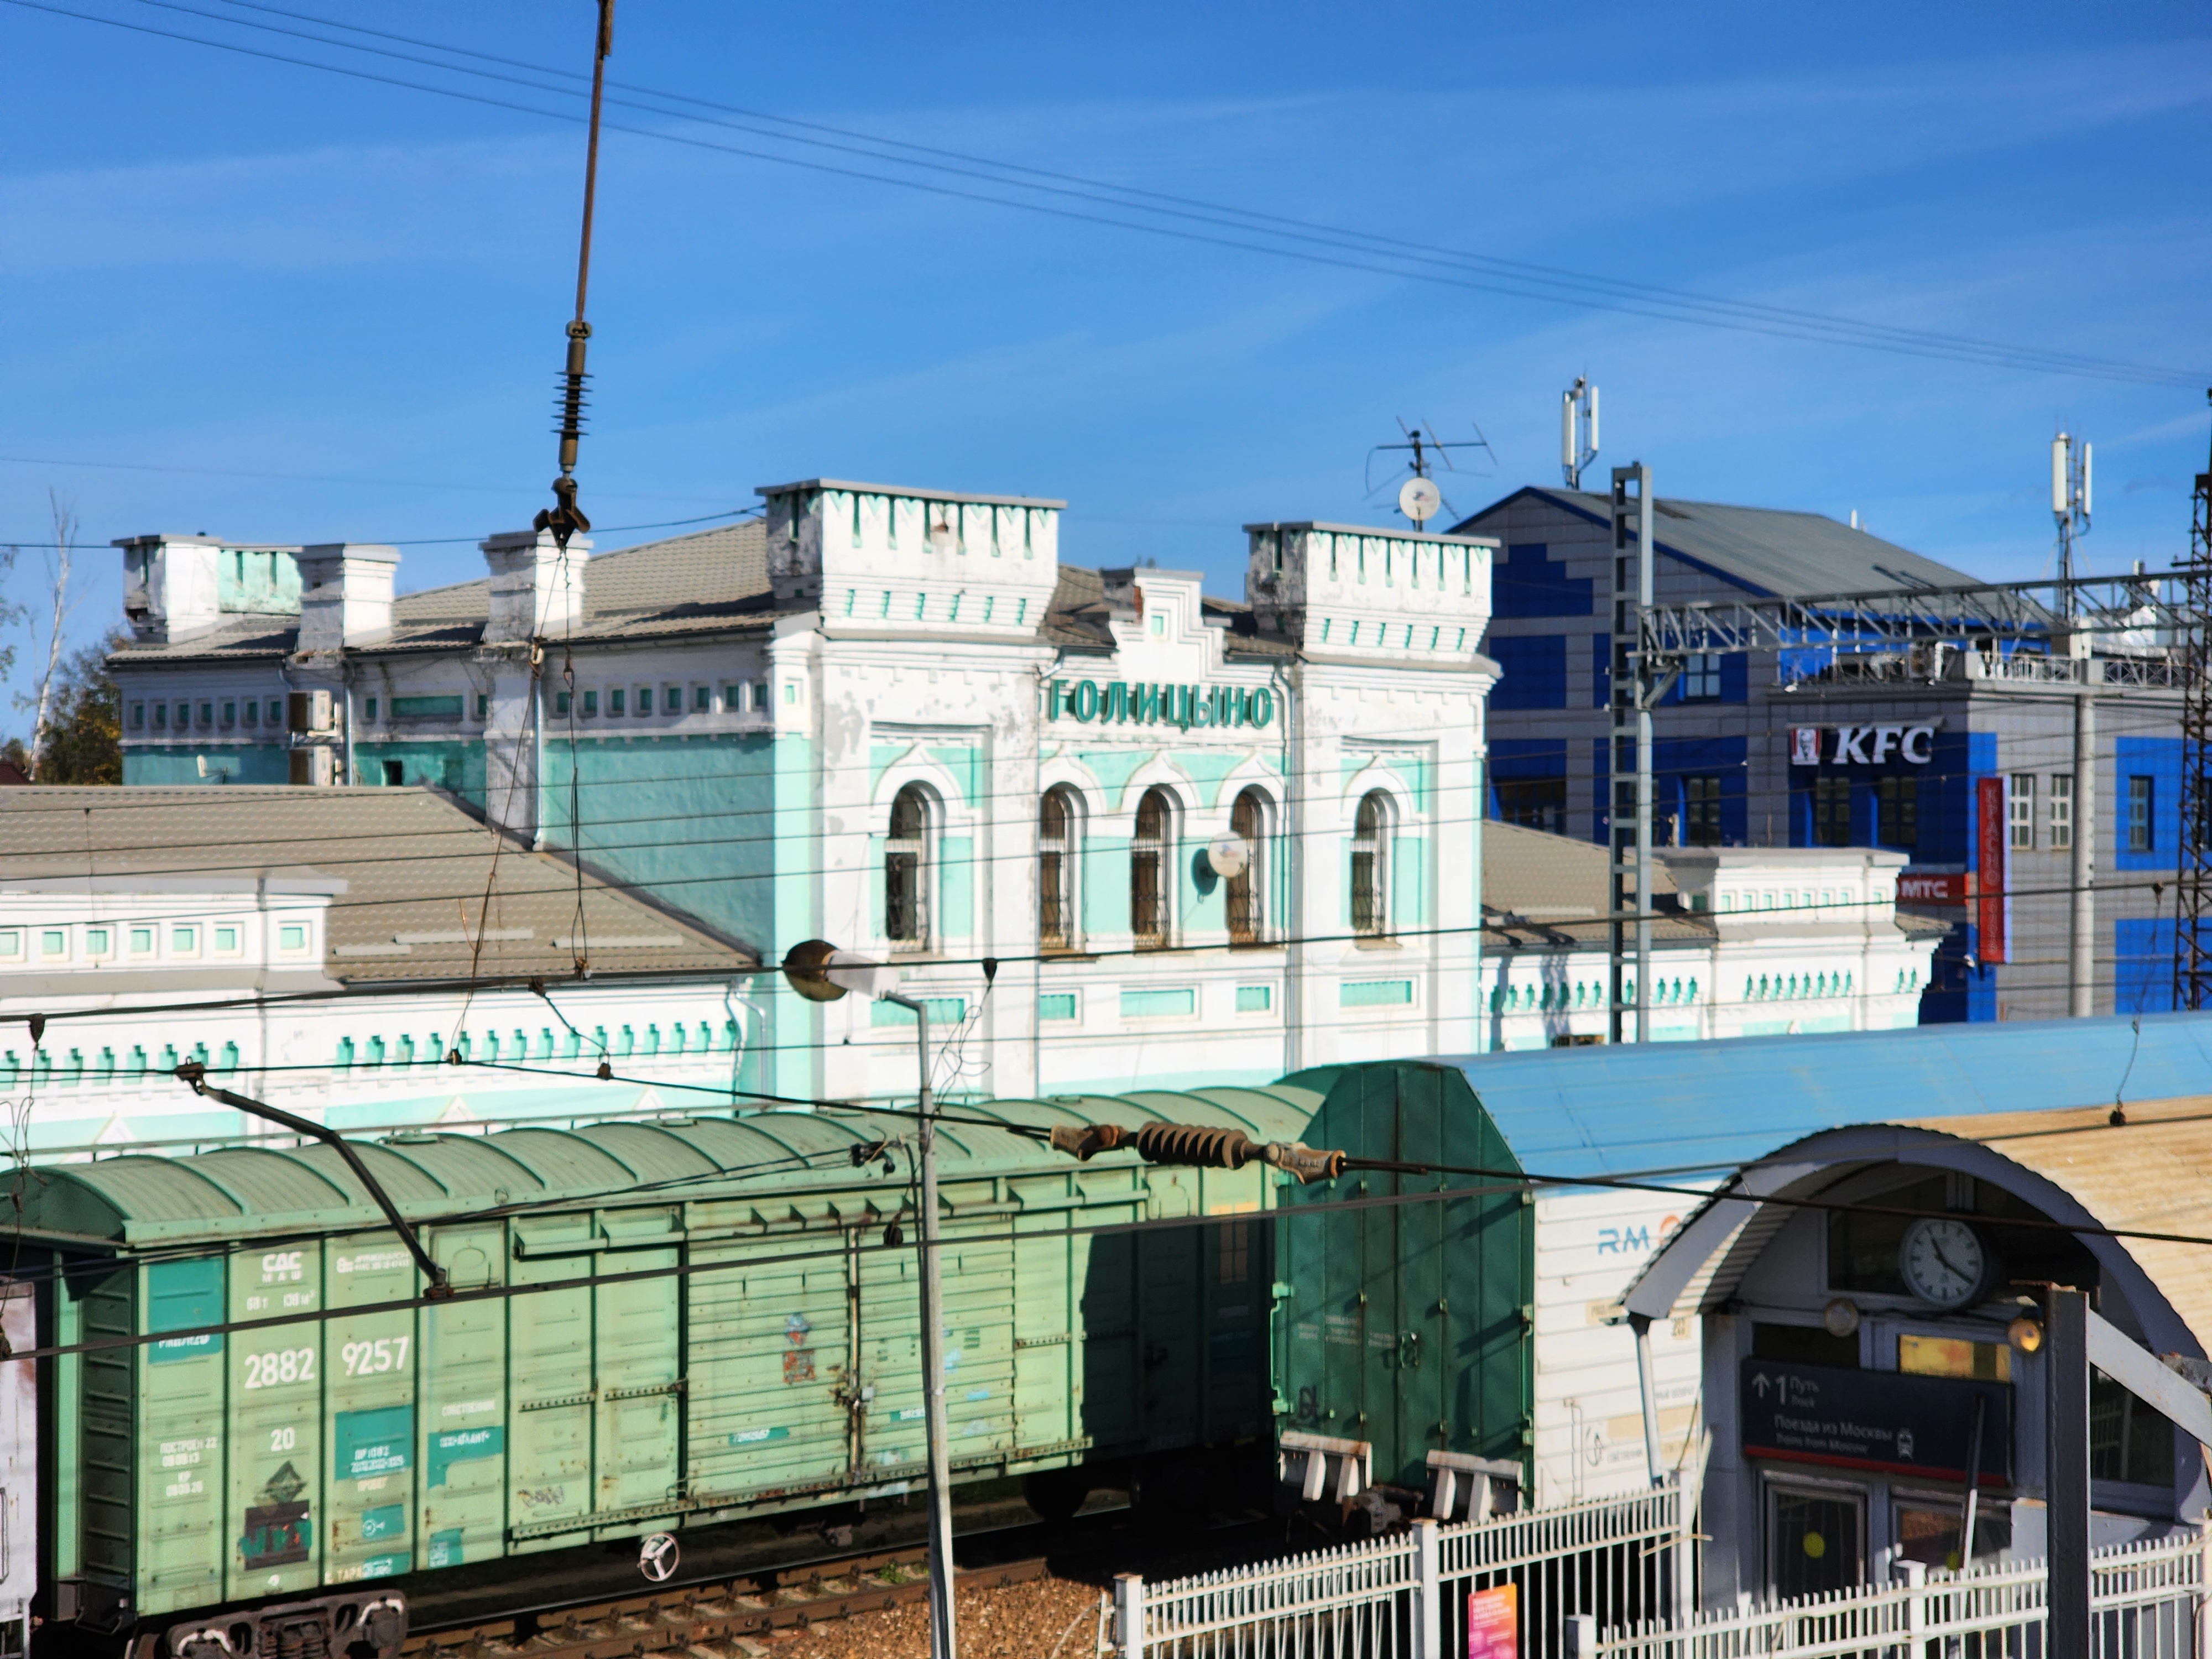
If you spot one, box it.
[1437,1011,2212,1183]
[1451,486,1980,598]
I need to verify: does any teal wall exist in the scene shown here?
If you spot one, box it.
[939,835,974,940]
[123,745,289,785]
[541,733,780,951]
[354,740,484,806]
[1082,840,1130,935]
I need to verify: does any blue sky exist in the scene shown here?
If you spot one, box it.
[3,0,2208,724]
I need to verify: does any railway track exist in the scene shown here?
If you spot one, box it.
[403,1546,1048,1659]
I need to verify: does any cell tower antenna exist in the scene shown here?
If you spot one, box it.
[534,0,617,554]
[2053,429,2092,591]
[1563,376,1599,489]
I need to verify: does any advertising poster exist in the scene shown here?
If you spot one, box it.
[1974,775,2008,963]
[1467,1583,1519,1659]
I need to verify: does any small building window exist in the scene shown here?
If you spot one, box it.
[130,702,145,730]
[724,683,743,711]
[2051,774,2073,849]
[635,686,652,717]
[886,784,930,947]
[2009,775,2036,849]
[153,702,168,730]
[199,701,213,727]
[1228,787,1267,944]
[1878,776,1917,849]
[267,698,284,724]
[221,699,236,727]
[2128,775,2154,852]
[363,696,378,721]
[382,760,405,786]
[214,925,242,955]
[279,923,309,953]
[1681,653,1723,701]
[1685,775,1723,847]
[175,702,190,729]
[1132,786,1173,948]
[609,687,626,715]
[755,680,771,709]
[1495,776,1566,835]
[665,685,682,713]
[694,685,712,711]
[554,690,571,716]
[130,926,155,956]
[583,688,599,717]
[242,700,257,727]
[171,925,199,957]
[40,929,67,959]
[1040,786,1078,950]
[1813,775,1852,847]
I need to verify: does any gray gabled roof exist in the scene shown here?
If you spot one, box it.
[1452,487,1980,599]
[0,786,756,979]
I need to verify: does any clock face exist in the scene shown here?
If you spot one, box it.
[1898,1217,1987,1310]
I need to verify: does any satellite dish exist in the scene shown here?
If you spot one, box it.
[1399,477,1442,524]
[1207,836,1250,879]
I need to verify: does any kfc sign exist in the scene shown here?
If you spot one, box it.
[1789,725,1935,766]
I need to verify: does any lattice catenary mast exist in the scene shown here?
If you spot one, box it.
[2173,394,2212,1010]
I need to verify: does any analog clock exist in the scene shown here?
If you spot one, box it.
[1898,1216,1988,1311]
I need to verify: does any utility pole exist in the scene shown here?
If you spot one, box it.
[881,991,958,1659]
[1610,466,1655,1044]
[2046,1289,2090,1659]
[2172,395,2212,1009]
[781,943,957,1659]
[2054,434,2096,1017]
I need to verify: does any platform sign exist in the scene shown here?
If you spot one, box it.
[1740,1360,2011,1483]
[1467,1583,1517,1659]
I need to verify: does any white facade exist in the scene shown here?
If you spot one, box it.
[1482,847,1939,1051]
[0,881,757,1154]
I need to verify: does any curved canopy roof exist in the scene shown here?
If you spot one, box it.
[1437,1011,2212,1182]
[1622,1093,2212,1361]
[17,1085,1319,1248]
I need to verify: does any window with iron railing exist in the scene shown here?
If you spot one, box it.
[1039,787,1078,950]
[1227,788,1266,943]
[1352,790,1390,937]
[886,784,930,947]
[1132,787,1172,948]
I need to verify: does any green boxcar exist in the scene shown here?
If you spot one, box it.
[31,1067,1535,1651]
[31,1089,1306,1644]
[1270,1063,1536,1493]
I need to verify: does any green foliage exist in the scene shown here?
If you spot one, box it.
[28,629,128,785]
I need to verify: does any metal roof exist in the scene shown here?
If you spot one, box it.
[16,1086,1319,1248]
[1439,1012,2212,1182]
[0,785,755,979]
[1450,486,1980,599]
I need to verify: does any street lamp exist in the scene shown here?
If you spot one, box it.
[782,940,958,1659]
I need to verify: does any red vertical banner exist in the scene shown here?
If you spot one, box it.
[1467,1583,1519,1659]
[1975,775,2008,964]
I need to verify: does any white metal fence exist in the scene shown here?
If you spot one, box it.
[1099,1480,1694,1659]
[1595,1528,2211,1659]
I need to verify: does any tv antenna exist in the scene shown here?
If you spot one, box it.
[533,0,617,554]
[1562,375,1599,489]
[1366,419,1493,530]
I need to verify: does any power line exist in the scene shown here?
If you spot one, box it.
[14,0,2206,390]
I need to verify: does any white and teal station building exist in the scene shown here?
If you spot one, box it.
[108,482,1501,1101]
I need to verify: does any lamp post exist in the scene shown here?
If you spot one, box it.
[783,942,956,1659]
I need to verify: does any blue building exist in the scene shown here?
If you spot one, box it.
[1456,487,2185,1024]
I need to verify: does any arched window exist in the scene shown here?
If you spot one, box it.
[1352,790,1390,937]
[1132,786,1173,948]
[886,783,930,946]
[1040,787,1079,950]
[1227,788,1266,944]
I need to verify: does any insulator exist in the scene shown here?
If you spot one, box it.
[1131,1122,1255,1170]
